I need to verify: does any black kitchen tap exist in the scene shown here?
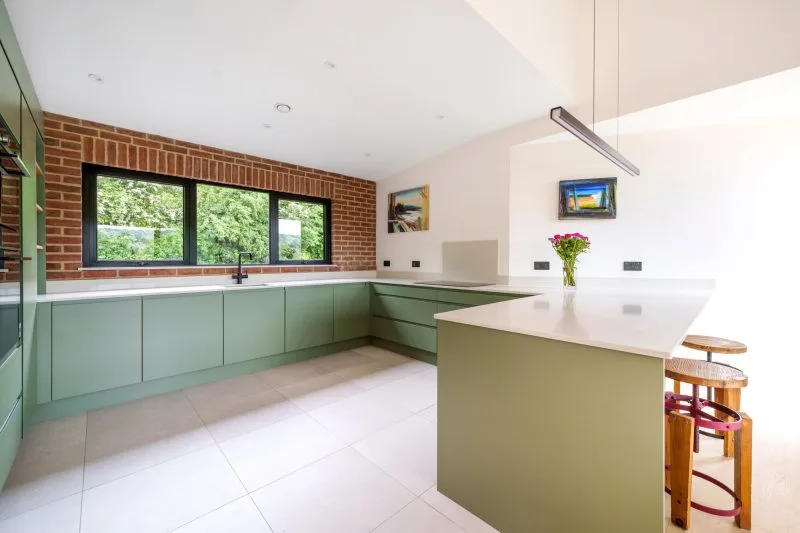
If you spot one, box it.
[233,252,253,284]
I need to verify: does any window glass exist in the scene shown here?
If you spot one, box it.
[278,199,325,261]
[197,184,269,264]
[96,176,183,261]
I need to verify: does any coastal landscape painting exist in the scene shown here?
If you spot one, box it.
[388,185,429,233]
[558,178,617,219]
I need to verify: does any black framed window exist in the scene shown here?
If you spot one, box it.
[82,164,331,267]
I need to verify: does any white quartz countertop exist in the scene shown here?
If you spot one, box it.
[434,287,711,359]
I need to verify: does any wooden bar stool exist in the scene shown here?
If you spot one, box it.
[665,358,748,457]
[674,335,747,399]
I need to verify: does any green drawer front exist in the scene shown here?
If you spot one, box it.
[143,293,223,381]
[371,283,438,301]
[285,286,334,352]
[333,283,371,342]
[52,299,143,400]
[371,316,437,353]
[435,289,516,306]
[0,347,21,426]
[436,302,470,314]
[224,288,285,365]
[0,399,22,491]
[372,293,438,327]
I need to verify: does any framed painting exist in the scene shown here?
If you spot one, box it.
[558,178,617,219]
[388,185,429,233]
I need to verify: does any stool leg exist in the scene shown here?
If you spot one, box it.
[706,351,713,401]
[664,414,671,491]
[692,384,701,453]
[734,413,752,530]
[724,389,741,458]
[670,412,695,530]
[714,387,727,439]
[673,379,681,394]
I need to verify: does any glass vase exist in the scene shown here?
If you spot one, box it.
[562,263,576,288]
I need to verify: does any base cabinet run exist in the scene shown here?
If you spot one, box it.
[143,293,223,381]
[52,298,142,400]
[333,283,370,342]
[223,288,285,365]
[285,286,334,352]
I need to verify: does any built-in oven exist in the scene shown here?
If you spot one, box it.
[0,115,23,364]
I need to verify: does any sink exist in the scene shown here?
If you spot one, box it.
[226,283,274,289]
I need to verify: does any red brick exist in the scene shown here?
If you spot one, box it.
[163,144,187,155]
[99,131,133,143]
[47,128,82,143]
[83,269,118,279]
[118,269,151,278]
[64,124,100,137]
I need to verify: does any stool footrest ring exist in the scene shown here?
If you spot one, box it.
[664,393,744,433]
[665,465,742,518]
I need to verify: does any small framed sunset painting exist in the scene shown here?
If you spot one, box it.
[558,178,617,219]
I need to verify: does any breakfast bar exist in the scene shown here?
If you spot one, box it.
[434,288,711,533]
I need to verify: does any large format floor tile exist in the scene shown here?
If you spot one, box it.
[354,415,437,495]
[370,367,438,413]
[219,413,345,492]
[80,446,245,533]
[256,360,330,389]
[309,388,414,444]
[173,496,273,533]
[0,414,86,520]
[251,448,415,533]
[421,486,499,533]
[373,499,465,533]
[0,494,81,533]
[184,374,301,442]
[313,350,376,372]
[83,392,215,489]
[276,372,365,411]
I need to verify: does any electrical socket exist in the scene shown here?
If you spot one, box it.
[411,260,421,268]
[533,261,550,271]
[383,260,390,267]
[623,261,643,272]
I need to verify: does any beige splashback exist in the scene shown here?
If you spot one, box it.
[441,240,498,282]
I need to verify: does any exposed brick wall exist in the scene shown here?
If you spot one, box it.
[43,113,376,280]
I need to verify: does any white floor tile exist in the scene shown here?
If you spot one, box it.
[354,416,436,495]
[351,345,413,364]
[313,350,375,372]
[84,392,215,489]
[80,446,244,533]
[370,368,438,413]
[418,405,438,424]
[335,358,432,390]
[185,374,301,442]
[309,388,414,444]
[276,372,365,411]
[0,414,86,520]
[256,360,330,389]
[421,486,499,533]
[251,448,414,533]
[0,494,81,533]
[373,499,465,533]
[173,496,273,533]
[219,413,345,492]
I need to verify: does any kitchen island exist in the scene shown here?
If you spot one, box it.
[434,287,711,533]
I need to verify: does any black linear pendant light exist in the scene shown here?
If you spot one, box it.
[550,0,640,176]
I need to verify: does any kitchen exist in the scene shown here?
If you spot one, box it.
[0,1,798,532]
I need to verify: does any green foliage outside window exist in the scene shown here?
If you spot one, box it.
[197,184,270,264]
[278,199,325,260]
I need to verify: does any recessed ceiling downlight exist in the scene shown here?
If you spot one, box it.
[323,60,337,69]
[262,124,272,129]
[274,103,293,114]
[88,73,104,83]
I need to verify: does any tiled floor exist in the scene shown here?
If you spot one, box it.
[0,345,795,532]
[0,346,496,533]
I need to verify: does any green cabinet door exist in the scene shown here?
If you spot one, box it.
[285,286,334,352]
[436,302,469,314]
[372,293,438,327]
[0,399,22,491]
[333,283,370,342]
[52,299,142,400]
[371,316,437,353]
[223,288,285,365]
[0,55,20,143]
[0,347,21,425]
[143,292,223,381]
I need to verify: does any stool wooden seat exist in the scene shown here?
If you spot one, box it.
[666,358,748,457]
[682,335,747,355]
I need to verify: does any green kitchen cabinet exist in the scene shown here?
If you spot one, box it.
[372,293,438,327]
[436,302,469,314]
[285,286,334,352]
[333,283,370,342]
[436,289,515,306]
[52,299,142,400]
[371,283,437,301]
[143,292,223,381]
[0,55,20,143]
[0,399,22,491]
[371,316,437,353]
[0,347,21,428]
[223,288,285,365]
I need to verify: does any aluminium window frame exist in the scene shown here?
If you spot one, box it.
[81,163,332,267]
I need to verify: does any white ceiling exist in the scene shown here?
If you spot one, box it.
[6,0,564,180]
